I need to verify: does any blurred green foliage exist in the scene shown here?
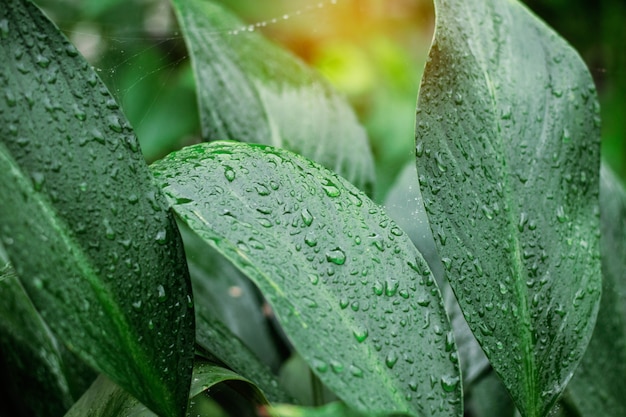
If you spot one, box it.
[37,0,625,193]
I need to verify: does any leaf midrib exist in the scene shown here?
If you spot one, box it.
[455,1,538,414]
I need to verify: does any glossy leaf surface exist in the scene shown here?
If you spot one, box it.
[151,141,461,417]
[415,0,602,415]
[565,165,626,416]
[0,1,194,416]
[170,0,375,194]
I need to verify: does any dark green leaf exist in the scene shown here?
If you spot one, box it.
[415,0,602,416]
[180,222,282,370]
[195,308,291,403]
[465,371,515,417]
[565,165,626,416]
[0,264,95,417]
[0,1,194,416]
[64,360,266,417]
[169,0,375,194]
[151,141,461,417]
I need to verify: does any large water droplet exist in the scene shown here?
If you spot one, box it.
[224,166,235,182]
[325,247,346,265]
[321,179,340,197]
[385,351,399,369]
[440,375,460,392]
[301,208,313,226]
[353,327,369,343]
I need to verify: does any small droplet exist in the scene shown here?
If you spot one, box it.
[454,92,463,105]
[556,205,567,223]
[321,180,340,197]
[304,232,317,247]
[224,166,235,182]
[385,351,399,369]
[0,19,9,39]
[308,274,319,285]
[155,229,167,244]
[103,218,115,240]
[325,247,346,265]
[330,360,344,374]
[301,208,313,226]
[518,212,528,232]
[353,327,369,343]
[36,54,51,68]
[73,104,86,121]
[107,115,123,133]
[132,300,142,310]
[349,364,364,378]
[31,172,45,191]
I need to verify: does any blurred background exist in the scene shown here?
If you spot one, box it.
[36,0,625,201]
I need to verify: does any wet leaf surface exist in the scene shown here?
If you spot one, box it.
[151,141,461,417]
[0,1,194,415]
[170,0,375,194]
[415,0,602,415]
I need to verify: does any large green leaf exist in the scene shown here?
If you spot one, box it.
[414,0,602,416]
[0,1,194,416]
[151,141,461,417]
[564,165,626,416]
[169,0,375,194]
[0,264,95,417]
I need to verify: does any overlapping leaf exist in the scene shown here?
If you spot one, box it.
[151,141,461,417]
[415,0,602,415]
[170,0,375,194]
[565,165,626,416]
[0,1,194,415]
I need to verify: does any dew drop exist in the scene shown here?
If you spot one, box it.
[224,166,235,182]
[325,247,346,265]
[353,327,369,343]
[321,180,340,197]
[0,19,8,39]
[107,115,123,133]
[385,351,399,369]
[441,375,460,392]
[301,208,314,226]
[556,205,567,223]
[330,360,344,374]
[155,229,167,244]
[31,172,45,191]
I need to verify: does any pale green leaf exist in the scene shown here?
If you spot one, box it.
[565,165,626,416]
[415,0,602,416]
[169,0,375,194]
[151,141,461,417]
[0,1,194,416]
[265,402,411,417]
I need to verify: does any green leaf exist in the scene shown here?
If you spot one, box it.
[180,222,282,370]
[64,360,267,417]
[414,0,602,416]
[0,264,95,417]
[151,141,461,417]
[264,402,412,417]
[465,372,515,417]
[0,1,194,416]
[169,0,375,194]
[384,164,489,386]
[564,165,626,416]
[195,308,291,403]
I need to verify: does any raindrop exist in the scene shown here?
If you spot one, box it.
[31,172,45,191]
[155,229,167,244]
[92,128,105,144]
[4,90,16,107]
[36,54,51,68]
[156,285,167,302]
[561,127,571,143]
[107,115,123,133]
[454,92,463,105]
[556,205,567,223]
[435,152,447,172]
[518,212,528,232]
[373,281,384,296]
[349,365,364,378]
[408,381,418,392]
[330,360,344,374]
[353,327,369,343]
[301,208,314,226]
[255,183,270,196]
[385,279,399,296]
[304,231,317,247]
[73,104,86,121]
[308,274,319,285]
[132,300,142,310]
[440,375,460,392]
[325,247,346,265]
[321,179,340,197]
[385,351,399,369]
[312,359,328,373]
[224,166,235,182]
[148,320,155,330]
[65,44,79,57]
